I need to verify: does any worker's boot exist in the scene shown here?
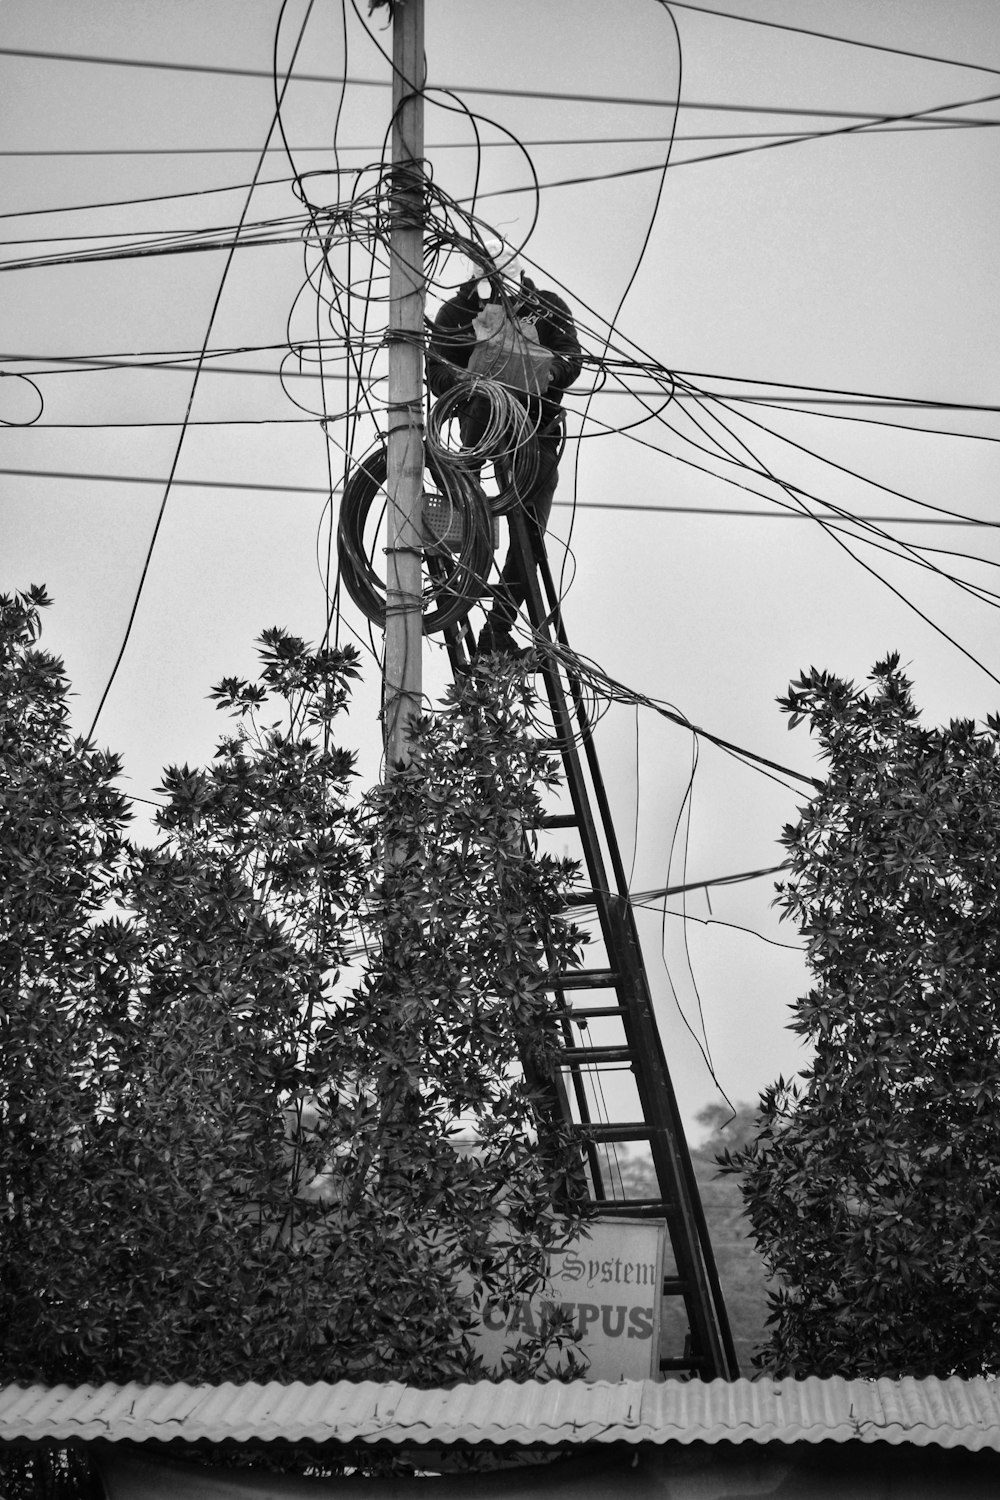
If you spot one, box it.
[475,617,524,660]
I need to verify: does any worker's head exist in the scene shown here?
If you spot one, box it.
[477,233,525,289]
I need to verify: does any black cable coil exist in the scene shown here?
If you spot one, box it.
[337,444,494,634]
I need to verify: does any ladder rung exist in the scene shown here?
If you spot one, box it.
[559,1045,634,1066]
[565,889,627,907]
[589,1197,668,1214]
[589,1201,671,1219]
[550,968,619,991]
[448,531,738,1383]
[565,890,596,907]
[553,1004,628,1020]
[576,1122,652,1143]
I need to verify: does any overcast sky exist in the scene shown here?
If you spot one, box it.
[2,0,998,1141]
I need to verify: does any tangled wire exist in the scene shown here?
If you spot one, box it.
[426,376,542,517]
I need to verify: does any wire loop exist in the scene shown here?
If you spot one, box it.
[337,442,493,633]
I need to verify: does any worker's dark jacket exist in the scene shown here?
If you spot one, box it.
[427,275,583,431]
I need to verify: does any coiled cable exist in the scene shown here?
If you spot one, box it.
[337,442,493,633]
[427,377,541,515]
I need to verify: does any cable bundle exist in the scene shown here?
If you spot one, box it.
[427,377,541,516]
[336,443,493,633]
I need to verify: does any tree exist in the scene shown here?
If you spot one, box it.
[0,589,586,1399]
[0,586,135,1378]
[726,656,1000,1377]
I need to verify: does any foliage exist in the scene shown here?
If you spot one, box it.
[331,664,588,1381]
[0,588,586,1398]
[617,1104,770,1374]
[0,585,135,1380]
[725,656,1000,1377]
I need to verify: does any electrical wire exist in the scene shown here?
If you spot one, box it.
[665,385,1000,687]
[11,11,989,900]
[0,119,985,160]
[494,235,1000,663]
[13,346,1000,418]
[664,2,1000,77]
[635,904,804,953]
[567,401,1000,538]
[0,177,298,223]
[469,85,1000,199]
[568,863,789,921]
[86,0,317,740]
[7,4,996,1176]
[671,365,1000,414]
[9,417,320,429]
[6,44,994,120]
[554,499,998,524]
[8,465,998,536]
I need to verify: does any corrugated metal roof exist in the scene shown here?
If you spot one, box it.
[2,1376,999,1452]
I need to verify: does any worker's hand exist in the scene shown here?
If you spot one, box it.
[528,345,555,394]
[429,365,458,396]
[457,391,492,447]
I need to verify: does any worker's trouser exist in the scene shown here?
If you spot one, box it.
[489,426,560,629]
[457,402,563,631]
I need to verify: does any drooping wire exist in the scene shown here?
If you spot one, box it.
[86,0,317,740]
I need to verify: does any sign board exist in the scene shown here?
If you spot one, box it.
[468,1218,666,1382]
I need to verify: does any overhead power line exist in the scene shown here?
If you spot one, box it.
[4,466,995,527]
[568,863,790,920]
[0,178,296,223]
[83,1,318,739]
[473,85,1000,199]
[665,2,1000,77]
[0,46,994,122]
[0,228,303,274]
[1,121,992,227]
[671,366,998,410]
[0,121,986,160]
[0,134,841,161]
[557,500,996,525]
[6,347,997,415]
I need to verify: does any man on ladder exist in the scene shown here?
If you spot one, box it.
[428,237,583,657]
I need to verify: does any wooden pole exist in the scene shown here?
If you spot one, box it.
[383,0,426,774]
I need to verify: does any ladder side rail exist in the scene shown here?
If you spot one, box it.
[532,534,638,905]
[436,554,615,1202]
[509,507,735,1370]
[504,512,621,951]
[604,891,739,1377]
[526,514,739,1376]
[552,984,611,1203]
[515,509,739,1378]
[504,511,632,1210]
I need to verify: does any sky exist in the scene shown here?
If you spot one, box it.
[2,0,999,1145]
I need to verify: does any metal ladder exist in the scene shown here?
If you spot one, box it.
[440,508,738,1381]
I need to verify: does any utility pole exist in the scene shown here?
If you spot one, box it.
[383,0,426,774]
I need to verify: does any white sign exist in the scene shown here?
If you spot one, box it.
[468,1218,666,1382]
